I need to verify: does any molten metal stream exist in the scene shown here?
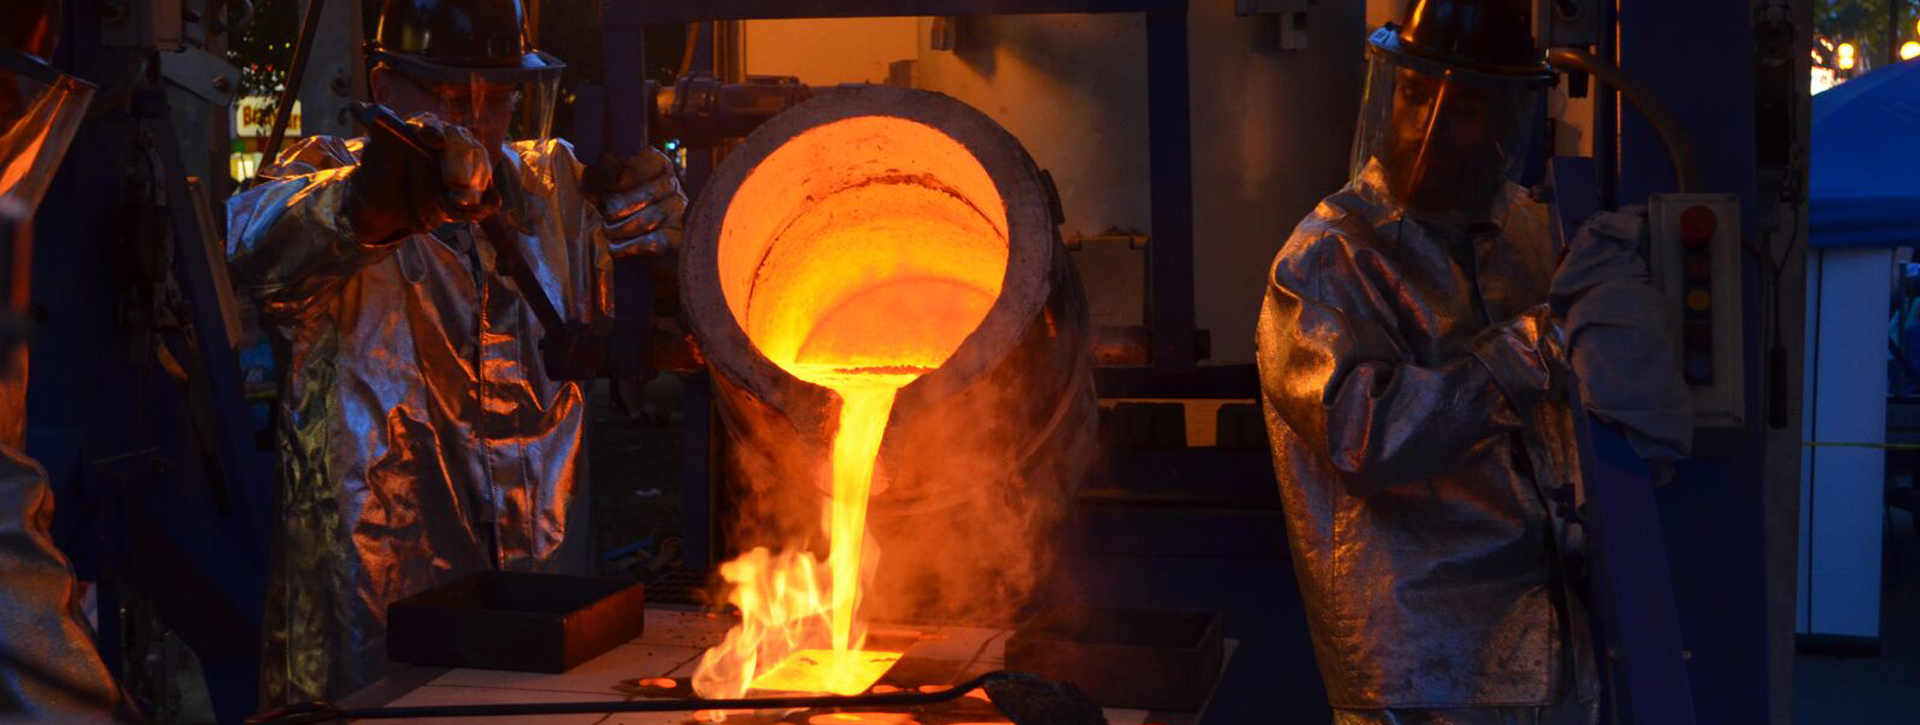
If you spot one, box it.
[791,274,992,691]
[693,115,1008,704]
[695,274,994,701]
[786,367,923,693]
[819,375,914,656]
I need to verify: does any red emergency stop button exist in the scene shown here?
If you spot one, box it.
[1680,205,1717,245]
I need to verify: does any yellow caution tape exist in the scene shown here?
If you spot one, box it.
[1804,441,1920,451]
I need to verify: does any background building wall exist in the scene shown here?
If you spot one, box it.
[741,1,1367,366]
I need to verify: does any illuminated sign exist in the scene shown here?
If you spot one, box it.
[229,151,264,182]
[235,96,301,139]
[1812,66,1835,96]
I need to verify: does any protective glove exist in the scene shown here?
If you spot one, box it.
[1551,210,1694,461]
[581,147,687,255]
[1469,303,1564,408]
[345,112,497,244]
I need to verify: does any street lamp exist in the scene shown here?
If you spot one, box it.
[1839,42,1857,70]
[1902,40,1920,61]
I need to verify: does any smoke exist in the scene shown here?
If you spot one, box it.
[712,314,1097,632]
[686,104,1098,678]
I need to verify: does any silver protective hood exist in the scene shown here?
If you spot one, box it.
[1350,36,1544,229]
[0,47,93,211]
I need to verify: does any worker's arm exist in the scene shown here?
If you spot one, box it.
[1551,210,1693,460]
[572,144,688,324]
[582,146,686,259]
[0,445,141,723]
[1258,233,1560,494]
[225,114,494,319]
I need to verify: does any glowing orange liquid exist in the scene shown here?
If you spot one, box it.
[784,268,992,692]
[695,118,1008,701]
[783,367,918,693]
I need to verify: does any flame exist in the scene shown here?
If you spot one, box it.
[689,547,833,698]
[692,115,1008,706]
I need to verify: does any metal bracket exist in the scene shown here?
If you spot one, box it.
[1063,232,1148,251]
[1234,0,1311,51]
[159,47,241,107]
[1533,0,1600,49]
[101,0,184,51]
[931,16,963,51]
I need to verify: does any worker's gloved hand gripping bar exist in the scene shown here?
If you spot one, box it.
[351,101,612,380]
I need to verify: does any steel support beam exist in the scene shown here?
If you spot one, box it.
[605,0,1188,26]
[1145,10,1197,370]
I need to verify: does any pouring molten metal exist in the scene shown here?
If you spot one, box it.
[690,114,1008,700]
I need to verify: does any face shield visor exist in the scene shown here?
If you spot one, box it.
[370,48,562,155]
[0,46,95,212]
[1350,40,1546,228]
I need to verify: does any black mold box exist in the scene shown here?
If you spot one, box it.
[387,571,647,673]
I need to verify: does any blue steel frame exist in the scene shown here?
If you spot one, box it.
[1610,1,1773,722]
[30,7,278,718]
[1551,151,1698,725]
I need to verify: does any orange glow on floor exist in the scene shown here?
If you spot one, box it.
[748,648,902,695]
[806,713,919,725]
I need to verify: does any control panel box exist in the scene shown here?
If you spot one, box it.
[1649,193,1745,430]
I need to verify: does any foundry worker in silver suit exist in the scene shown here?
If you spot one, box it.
[0,0,140,721]
[1257,0,1690,723]
[226,0,685,705]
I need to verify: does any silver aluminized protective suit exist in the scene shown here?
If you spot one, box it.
[226,134,681,705]
[0,55,136,720]
[0,443,138,724]
[1257,165,1598,723]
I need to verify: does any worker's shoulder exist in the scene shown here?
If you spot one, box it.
[1498,185,1553,253]
[1271,187,1378,285]
[503,138,586,196]
[508,137,582,167]
[263,135,363,177]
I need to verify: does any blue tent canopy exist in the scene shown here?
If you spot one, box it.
[1814,61,1920,248]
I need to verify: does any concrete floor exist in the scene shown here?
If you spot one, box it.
[1794,509,1920,723]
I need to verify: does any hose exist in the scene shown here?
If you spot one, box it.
[1547,47,1701,193]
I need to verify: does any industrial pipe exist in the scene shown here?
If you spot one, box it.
[678,85,1097,625]
[1548,47,1701,193]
